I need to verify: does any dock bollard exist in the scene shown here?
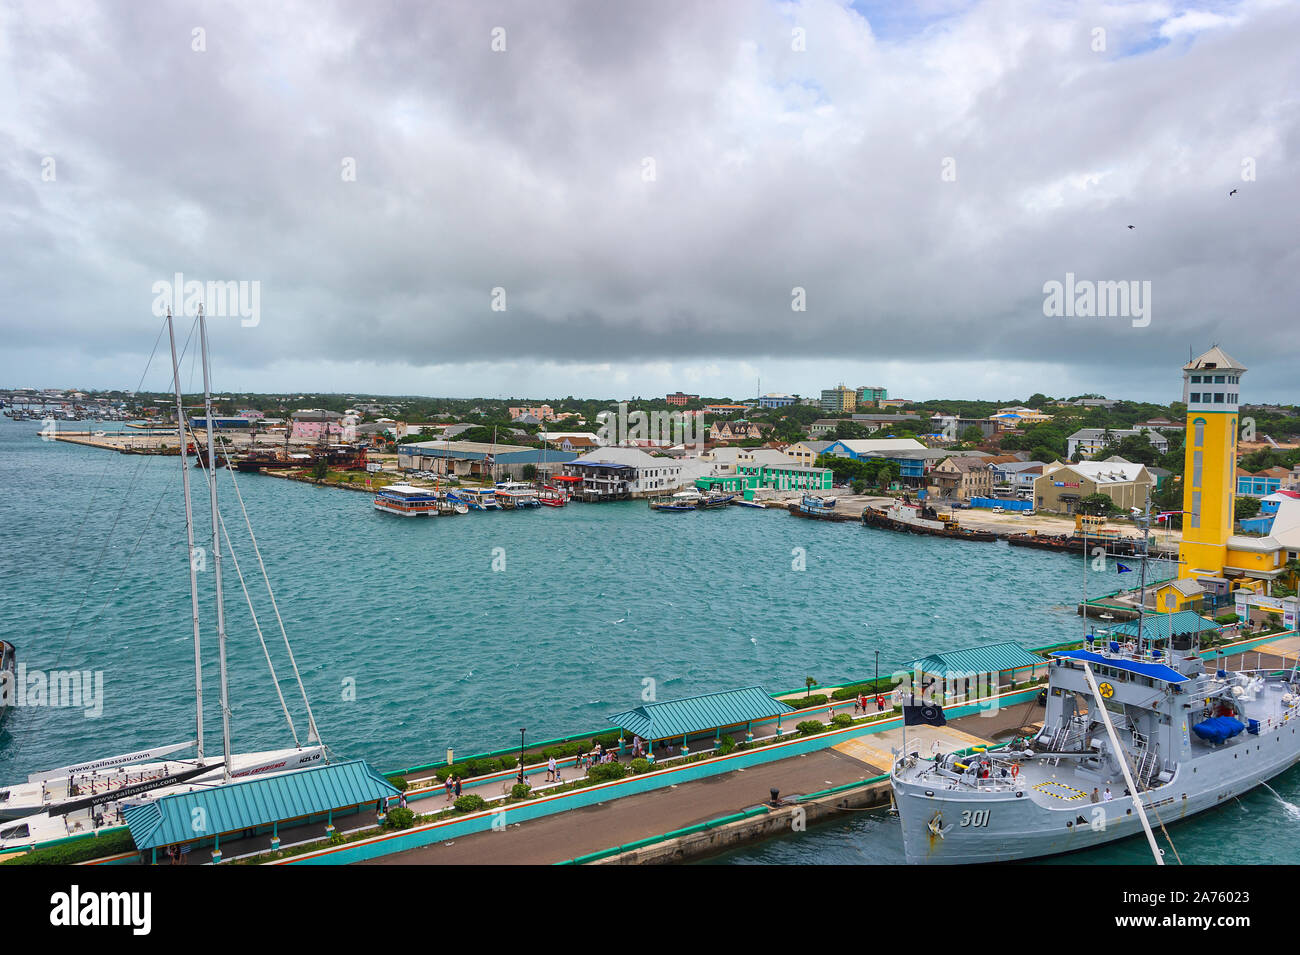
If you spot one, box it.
[270,836,281,850]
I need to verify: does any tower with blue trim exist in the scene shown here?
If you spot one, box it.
[1178,346,1245,580]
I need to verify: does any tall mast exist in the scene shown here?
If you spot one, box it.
[199,306,233,779]
[167,311,205,761]
[1135,498,1150,656]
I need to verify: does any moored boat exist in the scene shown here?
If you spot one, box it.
[494,481,541,508]
[861,497,996,541]
[538,485,567,507]
[794,493,838,519]
[373,483,442,517]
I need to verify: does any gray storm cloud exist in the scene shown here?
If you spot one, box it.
[0,0,1296,397]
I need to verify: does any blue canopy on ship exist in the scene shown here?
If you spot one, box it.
[1052,649,1191,684]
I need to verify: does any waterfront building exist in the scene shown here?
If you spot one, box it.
[1179,347,1246,582]
[189,416,252,430]
[562,446,690,498]
[1032,458,1152,513]
[666,392,699,406]
[735,462,833,497]
[930,456,994,502]
[1066,427,1169,459]
[703,403,750,416]
[757,393,797,408]
[928,414,998,440]
[398,440,576,480]
[855,385,888,406]
[820,385,856,414]
[1148,578,1207,614]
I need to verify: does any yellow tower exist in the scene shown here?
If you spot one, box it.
[1178,347,1245,580]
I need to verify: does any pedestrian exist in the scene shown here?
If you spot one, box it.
[1103,787,1113,802]
[547,756,557,782]
[453,776,462,798]
[876,694,884,712]
[444,776,454,802]
[853,695,861,714]
[400,793,408,810]
[1090,788,1100,804]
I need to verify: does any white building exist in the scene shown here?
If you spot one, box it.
[563,447,693,498]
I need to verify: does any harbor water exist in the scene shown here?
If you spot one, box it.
[6,416,1292,864]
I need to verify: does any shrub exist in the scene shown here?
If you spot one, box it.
[386,775,409,792]
[2,830,136,866]
[587,762,627,782]
[1214,613,1239,625]
[630,758,651,774]
[384,807,416,830]
[831,713,854,728]
[510,783,532,800]
[591,733,621,749]
[453,794,487,814]
[796,720,826,736]
[788,694,829,710]
[717,734,736,755]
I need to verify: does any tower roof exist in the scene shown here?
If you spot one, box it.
[1184,346,1245,373]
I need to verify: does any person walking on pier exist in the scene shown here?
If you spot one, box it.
[453,776,463,799]
[1090,788,1101,804]
[546,756,557,782]
[444,777,454,802]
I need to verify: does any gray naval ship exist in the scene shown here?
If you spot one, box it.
[893,621,1300,864]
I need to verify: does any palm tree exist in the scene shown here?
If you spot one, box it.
[805,676,817,699]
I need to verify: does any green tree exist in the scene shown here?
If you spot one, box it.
[311,457,329,482]
[1076,493,1118,516]
[1235,496,1262,520]
[960,426,984,445]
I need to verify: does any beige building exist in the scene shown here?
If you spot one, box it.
[930,456,994,501]
[1032,458,1153,514]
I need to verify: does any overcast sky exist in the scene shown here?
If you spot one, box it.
[2,0,1296,404]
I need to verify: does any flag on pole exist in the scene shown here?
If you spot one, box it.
[1116,562,1133,573]
[903,703,947,727]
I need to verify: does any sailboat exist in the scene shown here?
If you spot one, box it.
[0,308,324,849]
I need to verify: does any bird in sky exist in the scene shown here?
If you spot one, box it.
[1127,224,1136,230]
[1229,188,1238,196]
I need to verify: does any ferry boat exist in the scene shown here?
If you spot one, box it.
[861,497,996,542]
[892,505,1300,865]
[0,310,326,850]
[698,493,735,509]
[494,481,541,508]
[373,483,442,516]
[455,487,501,511]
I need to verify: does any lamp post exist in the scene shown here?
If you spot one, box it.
[874,649,880,694]
[518,727,526,785]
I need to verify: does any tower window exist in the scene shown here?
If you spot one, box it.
[1192,451,1202,488]
[1190,393,1201,403]
[1214,393,1225,403]
[1191,491,1201,529]
[1194,420,1205,447]
[1191,375,1202,383]
[1214,375,1225,383]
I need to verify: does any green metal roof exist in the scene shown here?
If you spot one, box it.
[1106,611,1220,642]
[909,641,1046,677]
[608,686,795,741]
[122,759,398,850]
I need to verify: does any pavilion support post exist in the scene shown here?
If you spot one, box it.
[746,720,754,743]
[271,821,280,850]
[681,733,689,756]
[211,834,221,864]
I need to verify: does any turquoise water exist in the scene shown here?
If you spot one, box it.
[9,414,1272,865]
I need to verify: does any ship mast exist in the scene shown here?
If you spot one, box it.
[166,311,205,762]
[1135,499,1151,656]
[199,306,233,779]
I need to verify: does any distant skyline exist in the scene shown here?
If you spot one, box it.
[3,1,1297,404]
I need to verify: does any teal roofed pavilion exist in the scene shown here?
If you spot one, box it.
[122,759,398,862]
[1105,610,1220,643]
[908,641,1046,679]
[607,686,795,746]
